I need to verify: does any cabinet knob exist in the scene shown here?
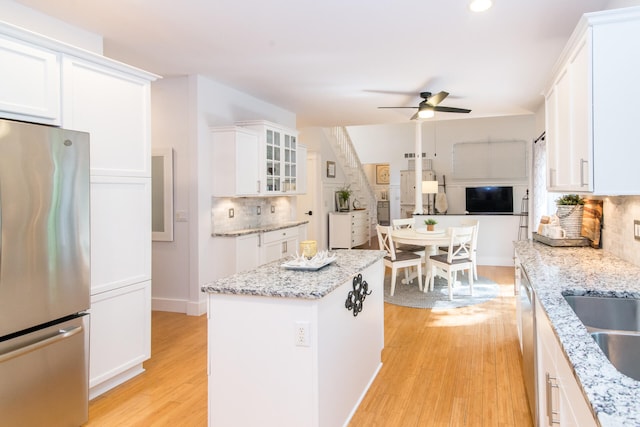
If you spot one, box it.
[305,211,313,216]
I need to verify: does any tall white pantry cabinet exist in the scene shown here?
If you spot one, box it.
[0,22,158,398]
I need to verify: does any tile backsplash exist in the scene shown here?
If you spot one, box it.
[602,196,640,266]
[211,196,293,233]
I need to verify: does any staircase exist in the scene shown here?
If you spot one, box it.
[324,126,378,234]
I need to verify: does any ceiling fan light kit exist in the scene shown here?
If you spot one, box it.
[378,90,471,120]
[469,0,493,12]
[418,105,435,119]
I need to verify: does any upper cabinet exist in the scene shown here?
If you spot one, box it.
[236,120,306,195]
[0,35,60,125]
[62,56,153,177]
[211,126,260,196]
[545,7,640,195]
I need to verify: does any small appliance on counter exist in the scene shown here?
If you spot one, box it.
[0,119,90,426]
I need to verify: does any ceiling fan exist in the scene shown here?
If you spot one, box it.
[378,91,471,119]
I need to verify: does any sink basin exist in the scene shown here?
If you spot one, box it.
[591,331,640,381]
[563,295,640,332]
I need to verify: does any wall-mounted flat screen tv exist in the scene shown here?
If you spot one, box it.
[465,186,513,214]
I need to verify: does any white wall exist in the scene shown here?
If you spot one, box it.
[346,115,536,217]
[150,74,296,315]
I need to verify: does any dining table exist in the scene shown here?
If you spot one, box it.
[391,228,451,286]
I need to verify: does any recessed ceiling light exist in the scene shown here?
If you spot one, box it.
[469,0,493,12]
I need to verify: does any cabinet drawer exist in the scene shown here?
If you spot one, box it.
[263,227,299,244]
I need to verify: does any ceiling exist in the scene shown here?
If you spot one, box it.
[13,0,624,127]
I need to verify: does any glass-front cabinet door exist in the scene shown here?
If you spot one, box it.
[266,129,281,192]
[283,134,296,192]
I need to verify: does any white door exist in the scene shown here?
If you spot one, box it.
[297,152,321,245]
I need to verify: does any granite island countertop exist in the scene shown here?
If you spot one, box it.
[514,240,640,426]
[211,220,308,237]
[201,249,386,299]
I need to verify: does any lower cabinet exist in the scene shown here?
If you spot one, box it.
[212,224,307,281]
[328,210,369,249]
[261,227,299,264]
[535,296,596,427]
[88,280,151,400]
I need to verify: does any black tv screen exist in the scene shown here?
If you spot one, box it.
[465,186,513,214]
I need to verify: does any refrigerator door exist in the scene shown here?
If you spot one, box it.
[0,119,90,337]
[0,314,89,426]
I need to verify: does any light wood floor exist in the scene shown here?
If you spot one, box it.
[86,266,532,427]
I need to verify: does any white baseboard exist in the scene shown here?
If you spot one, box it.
[151,297,206,316]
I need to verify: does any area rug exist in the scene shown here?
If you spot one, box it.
[383,274,500,310]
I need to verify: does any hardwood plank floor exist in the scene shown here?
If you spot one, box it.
[86,265,532,427]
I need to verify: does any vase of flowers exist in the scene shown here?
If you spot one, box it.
[555,194,585,238]
[424,218,438,231]
[336,185,352,212]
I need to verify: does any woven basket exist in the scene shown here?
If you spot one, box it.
[555,205,584,238]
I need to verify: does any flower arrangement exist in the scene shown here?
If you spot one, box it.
[337,185,352,203]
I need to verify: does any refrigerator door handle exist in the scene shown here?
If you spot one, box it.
[0,325,83,363]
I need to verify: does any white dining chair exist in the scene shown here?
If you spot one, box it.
[427,225,475,300]
[376,224,424,296]
[461,219,479,280]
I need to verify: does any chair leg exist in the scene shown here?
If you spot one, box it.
[428,264,436,292]
[469,268,474,296]
[417,263,423,291]
[390,265,398,296]
[447,269,454,301]
[473,261,478,280]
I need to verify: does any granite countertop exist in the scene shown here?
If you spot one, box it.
[211,220,308,237]
[201,249,386,299]
[514,240,640,426]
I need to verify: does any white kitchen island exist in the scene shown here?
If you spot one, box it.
[201,249,386,427]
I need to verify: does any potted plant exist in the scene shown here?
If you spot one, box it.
[424,218,438,231]
[337,185,352,212]
[555,194,585,238]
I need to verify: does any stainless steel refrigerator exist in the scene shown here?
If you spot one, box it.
[0,119,90,426]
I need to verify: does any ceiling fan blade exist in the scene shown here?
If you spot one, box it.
[434,106,471,113]
[377,106,418,109]
[426,91,449,107]
[410,112,419,120]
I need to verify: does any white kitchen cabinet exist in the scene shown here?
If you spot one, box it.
[62,55,153,177]
[90,176,152,294]
[329,210,369,249]
[236,120,303,195]
[296,143,308,194]
[545,8,640,194]
[262,226,299,264]
[0,35,60,125]
[210,126,260,196]
[535,296,597,427]
[235,234,262,273]
[88,280,151,400]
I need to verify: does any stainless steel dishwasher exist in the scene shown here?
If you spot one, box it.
[517,261,537,423]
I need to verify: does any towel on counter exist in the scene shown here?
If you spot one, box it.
[435,192,448,214]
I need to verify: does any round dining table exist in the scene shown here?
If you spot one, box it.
[391,228,451,286]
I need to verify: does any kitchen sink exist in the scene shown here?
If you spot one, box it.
[563,295,640,332]
[563,294,640,381]
[590,331,640,381]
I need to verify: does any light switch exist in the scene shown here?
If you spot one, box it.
[176,210,188,222]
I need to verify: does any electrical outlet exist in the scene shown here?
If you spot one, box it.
[294,321,310,347]
[271,205,275,213]
[257,206,261,215]
[635,220,640,241]
[228,208,234,218]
